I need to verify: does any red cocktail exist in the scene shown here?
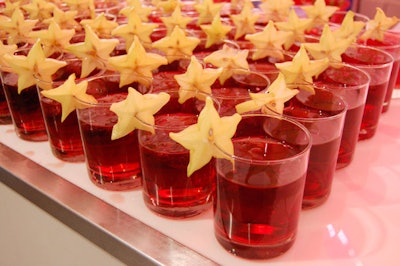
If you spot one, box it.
[359,31,400,113]
[281,88,347,208]
[0,71,47,141]
[139,113,215,218]
[0,86,11,124]
[75,74,146,191]
[214,114,311,259]
[37,58,103,162]
[342,45,393,140]
[314,64,370,169]
[138,90,217,217]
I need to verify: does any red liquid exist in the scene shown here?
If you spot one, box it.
[359,82,388,140]
[1,72,47,141]
[383,59,400,112]
[78,93,141,191]
[336,104,365,168]
[361,33,400,112]
[0,86,12,124]
[40,97,84,162]
[214,137,306,259]
[283,92,344,208]
[139,114,215,218]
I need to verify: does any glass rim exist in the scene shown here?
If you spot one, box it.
[214,113,312,165]
[345,44,394,68]
[73,73,153,108]
[316,62,371,91]
[138,90,221,131]
[268,85,348,123]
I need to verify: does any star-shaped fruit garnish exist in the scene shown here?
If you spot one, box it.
[275,9,313,49]
[200,14,232,48]
[21,0,56,21]
[42,6,81,30]
[40,73,96,122]
[80,13,119,38]
[301,0,338,29]
[174,55,222,103]
[259,0,294,22]
[170,96,242,176]
[120,0,154,22]
[194,0,224,25]
[0,42,18,70]
[110,88,170,140]
[0,8,38,45]
[112,12,158,50]
[29,20,75,57]
[275,45,329,93]
[152,26,201,63]
[155,0,182,14]
[108,36,168,88]
[161,6,193,35]
[303,24,353,64]
[1,0,21,17]
[332,11,365,41]
[3,39,67,93]
[65,25,119,78]
[359,7,399,41]
[63,0,95,19]
[230,0,260,40]
[203,44,249,84]
[245,21,293,60]
[235,72,298,115]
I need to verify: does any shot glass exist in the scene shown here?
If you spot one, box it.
[0,85,11,124]
[138,90,219,218]
[214,114,311,259]
[75,74,150,191]
[314,63,370,169]
[211,70,270,115]
[0,48,47,141]
[36,58,105,162]
[278,87,347,208]
[342,44,393,140]
[359,30,400,112]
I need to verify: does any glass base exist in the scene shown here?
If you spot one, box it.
[16,128,48,142]
[143,195,212,219]
[89,171,142,191]
[214,231,296,260]
[302,194,330,209]
[51,147,85,163]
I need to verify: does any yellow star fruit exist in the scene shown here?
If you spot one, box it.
[194,0,224,25]
[332,11,366,41]
[174,55,222,103]
[275,45,329,93]
[360,7,399,41]
[152,26,201,63]
[110,88,170,140]
[303,24,354,64]
[301,0,338,29]
[80,13,119,38]
[169,97,242,176]
[29,20,76,57]
[65,25,119,78]
[200,13,232,48]
[203,44,249,84]
[230,0,260,40]
[245,20,293,60]
[40,73,96,122]
[108,36,168,88]
[259,0,294,22]
[3,39,67,93]
[0,8,38,45]
[235,72,298,115]
[161,6,193,35]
